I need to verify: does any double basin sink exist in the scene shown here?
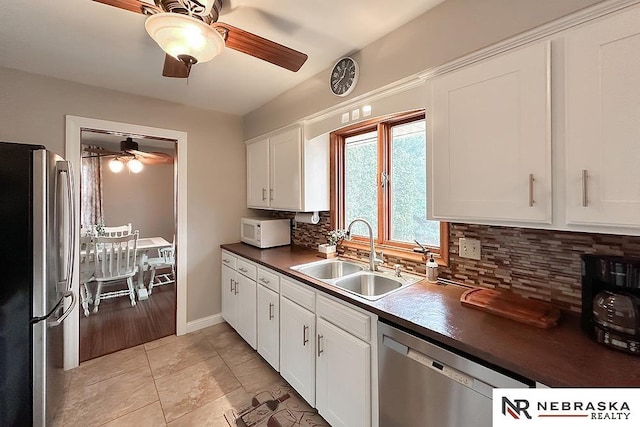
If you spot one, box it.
[290,258,422,300]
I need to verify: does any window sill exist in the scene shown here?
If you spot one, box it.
[339,240,449,267]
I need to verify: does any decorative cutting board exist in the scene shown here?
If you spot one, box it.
[460,288,561,329]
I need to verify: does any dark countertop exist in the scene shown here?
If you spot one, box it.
[221,243,640,387]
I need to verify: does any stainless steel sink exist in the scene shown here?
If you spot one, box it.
[290,259,365,280]
[291,258,422,300]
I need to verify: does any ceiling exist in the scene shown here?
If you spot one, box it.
[0,0,444,115]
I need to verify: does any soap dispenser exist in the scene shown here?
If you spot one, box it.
[426,253,438,283]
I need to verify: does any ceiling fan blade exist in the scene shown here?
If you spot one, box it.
[129,149,174,164]
[83,147,121,156]
[92,0,160,14]
[162,54,193,78]
[214,22,308,72]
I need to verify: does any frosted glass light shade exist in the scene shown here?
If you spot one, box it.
[109,158,124,173]
[145,12,225,63]
[128,158,144,174]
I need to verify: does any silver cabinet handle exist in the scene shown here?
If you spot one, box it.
[233,279,238,295]
[268,302,274,320]
[259,277,270,284]
[222,258,230,264]
[230,279,234,293]
[528,174,534,207]
[239,267,248,273]
[262,188,267,201]
[317,334,324,356]
[303,325,309,346]
[269,188,274,201]
[582,169,588,207]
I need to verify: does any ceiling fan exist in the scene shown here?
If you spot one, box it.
[83,137,174,166]
[92,0,308,78]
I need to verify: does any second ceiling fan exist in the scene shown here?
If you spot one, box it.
[93,0,308,78]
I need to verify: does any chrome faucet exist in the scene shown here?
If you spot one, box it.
[346,218,384,271]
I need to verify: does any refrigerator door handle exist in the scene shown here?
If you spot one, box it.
[57,161,76,292]
[48,291,76,328]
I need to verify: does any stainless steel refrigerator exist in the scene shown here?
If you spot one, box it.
[0,141,77,426]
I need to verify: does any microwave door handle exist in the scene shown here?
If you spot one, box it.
[57,161,76,292]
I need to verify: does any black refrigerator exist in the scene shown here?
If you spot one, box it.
[0,142,76,426]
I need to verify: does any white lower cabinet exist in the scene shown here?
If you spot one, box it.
[221,255,238,330]
[257,283,279,370]
[236,274,257,349]
[280,296,316,406]
[316,318,371,427]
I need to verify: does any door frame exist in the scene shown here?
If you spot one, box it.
[64,115,188,370]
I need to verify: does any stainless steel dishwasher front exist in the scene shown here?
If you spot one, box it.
[378,321,531,427]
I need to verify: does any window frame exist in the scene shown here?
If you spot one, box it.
[330,110,449,265]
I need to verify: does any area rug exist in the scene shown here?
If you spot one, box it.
[224,383,329,427]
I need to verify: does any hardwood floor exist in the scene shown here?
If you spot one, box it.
[79,272,176,362]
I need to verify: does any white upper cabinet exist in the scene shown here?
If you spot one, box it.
[429,40,551,225]
[246,138,270,208]
[246,125,329,212]
[565,8,640,228]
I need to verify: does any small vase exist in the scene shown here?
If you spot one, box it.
[318,244,337,258]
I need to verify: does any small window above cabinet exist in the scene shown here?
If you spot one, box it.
[246,124,329,212]
[428,40,551,226]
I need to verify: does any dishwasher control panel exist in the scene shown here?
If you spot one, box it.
[408,348,474,388]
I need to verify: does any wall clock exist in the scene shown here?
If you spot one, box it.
[330,57,359,97]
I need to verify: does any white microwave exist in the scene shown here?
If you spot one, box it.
[240,217,291,248]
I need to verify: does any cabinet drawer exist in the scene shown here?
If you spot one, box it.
[221,250,237,270]
[237,258,257,280]
[281,277,315,311]
[317,295,371,342]
[257,268,279,293]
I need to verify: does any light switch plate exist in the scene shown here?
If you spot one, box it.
[351,109,360,120]
[341,112,350,123]
[459,238,481,260]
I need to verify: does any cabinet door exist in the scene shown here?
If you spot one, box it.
[280,296,315,406]
[257,284,279,371]
[247,138,270,208]
[429,41,551,224]
[221,264,237,329]
[566,8,640,227]
[316,318,370,427]
[270,127,302,210]
[236,274,257,349]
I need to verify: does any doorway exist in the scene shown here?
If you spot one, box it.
[79,130,177,361]
[65,116,188,370]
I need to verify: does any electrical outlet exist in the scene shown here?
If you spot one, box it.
[459,238,481,260]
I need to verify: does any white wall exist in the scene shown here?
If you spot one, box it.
[0,66,248,321]
[243,0,603,139]
[100,158,175,242]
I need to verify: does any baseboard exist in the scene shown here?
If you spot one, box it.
[185,313,224,334]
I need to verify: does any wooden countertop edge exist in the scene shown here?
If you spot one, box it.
[220,243,640,387]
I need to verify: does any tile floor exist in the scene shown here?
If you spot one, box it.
[56,322,301,426]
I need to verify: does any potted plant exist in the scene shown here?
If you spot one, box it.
[319,229,347,257]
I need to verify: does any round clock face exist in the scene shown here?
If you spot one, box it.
[330,57,359,97]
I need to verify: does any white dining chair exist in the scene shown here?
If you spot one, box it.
[147,240,175,295]
[92,231,139,313]
[102,223,132,237]
[79,235,96,317]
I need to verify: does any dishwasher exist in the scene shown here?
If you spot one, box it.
[378,320,532,427]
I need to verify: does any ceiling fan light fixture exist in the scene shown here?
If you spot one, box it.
[145,12,225,64]
[109,158,125,173]
[128,158,144,174]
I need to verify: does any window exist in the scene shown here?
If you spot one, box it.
[331,111,448,263]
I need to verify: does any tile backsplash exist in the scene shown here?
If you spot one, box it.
[265,210,640,313]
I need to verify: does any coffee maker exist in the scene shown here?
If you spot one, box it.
[581,254,640,355]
